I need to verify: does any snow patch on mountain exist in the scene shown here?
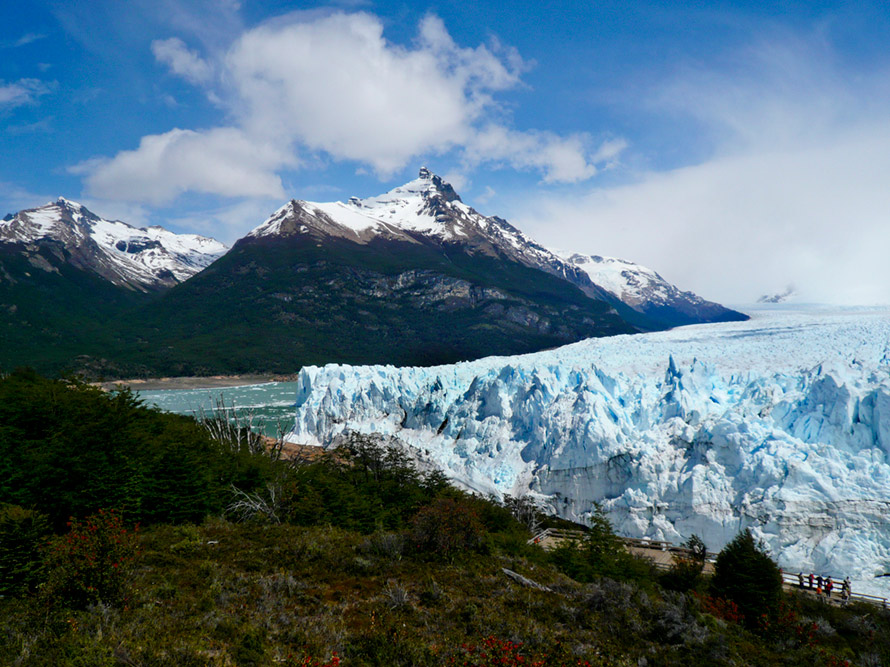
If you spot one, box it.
[555,250,740,327]
[249,167,498,244]
[288,305,890,597]
[556,252,674,306]
[1,198,227,289]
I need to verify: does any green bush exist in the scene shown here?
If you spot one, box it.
[0,504,51,596]
[549,505,655,585]
[661,534,708,592]
[711,528,783,626]
[0,369,272,529]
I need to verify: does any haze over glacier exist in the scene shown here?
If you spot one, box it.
[289,305,890,597]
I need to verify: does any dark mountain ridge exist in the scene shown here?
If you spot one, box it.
[0,170,745,378]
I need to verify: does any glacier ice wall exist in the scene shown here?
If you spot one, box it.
[288,306,890,597]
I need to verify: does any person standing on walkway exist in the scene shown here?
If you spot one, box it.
[809,573,815,589]
[826,577,833,598]
[798,572,804,588]
[817,574,823,590]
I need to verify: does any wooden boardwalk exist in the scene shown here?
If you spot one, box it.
[528,529,888,608]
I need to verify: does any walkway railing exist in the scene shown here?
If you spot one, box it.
[781,572,888,608]
[528,530,889,608]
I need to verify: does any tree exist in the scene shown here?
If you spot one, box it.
[662,534,708,592]
[711,529,783,625]
[0,504,50,596]
[549,504,653,583]
[410,497,485,560]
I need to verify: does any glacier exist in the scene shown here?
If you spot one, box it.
[288,305,890,597]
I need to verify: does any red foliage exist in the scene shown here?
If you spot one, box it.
[450,636,544,666]
[818,650,851,667]
[285,653,340,666]
[42,509,139,608]
[410,497,484,558]
[449,636,593,666]
[692,591,744,624]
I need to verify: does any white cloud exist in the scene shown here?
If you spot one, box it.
[0,79,51,108]
[226,12,500,176]
[475,185,496,205]
[466,125,611,183]
[522,129,890,305]
[78,12,613,205]
[517,37,890,306]
[72,127,292,204]
[152,37,213,84]
[164,197,283,244]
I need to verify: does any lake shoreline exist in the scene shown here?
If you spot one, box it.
[96,374,300,392]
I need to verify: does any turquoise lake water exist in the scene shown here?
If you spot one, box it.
[136,381,300,437]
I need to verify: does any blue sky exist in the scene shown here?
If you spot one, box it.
[3,1,890,303]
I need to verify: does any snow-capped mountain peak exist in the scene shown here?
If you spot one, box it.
[559,252,686,307]
[0,199,227,290]
[248,168,473,243]
[553,251,745,327]
[247,168,594,274]
[244,168,745,327]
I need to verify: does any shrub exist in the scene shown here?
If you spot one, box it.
[450,636,546,666]
[232,626,268,667]
[711,528,783,626]
[361,531,405,561]
[549,505,655,585]
[0,504,51,596]
[41,509,139,609]
[285,654,340,666]
[0,370,273,529]
[410,497,484,560]
[661,534,708,592]
[692,591,744,624]
[448,636,594,666]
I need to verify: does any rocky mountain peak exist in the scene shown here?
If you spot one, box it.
[243,170,744,328]
[417,166,461,203]
[1,198,227,291]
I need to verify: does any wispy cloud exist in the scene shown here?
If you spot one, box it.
[152,37,213,84]
[0,79,52,108]
[6,117,53,134]
[0,181,56,216]
[1,33,46,48]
